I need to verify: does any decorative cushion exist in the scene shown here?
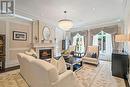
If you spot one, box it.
[50,56,67,74]
[86,52,97,58]
[51,57,58,69]
[86,53,92,57]
[91,53,97,58]
[57,56,67,74]
[25,49,37,58]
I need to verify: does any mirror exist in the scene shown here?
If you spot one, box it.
[42,26,51,41]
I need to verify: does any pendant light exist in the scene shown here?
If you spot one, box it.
[58,11,73,30]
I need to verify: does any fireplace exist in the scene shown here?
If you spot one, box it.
[39,49,52,59]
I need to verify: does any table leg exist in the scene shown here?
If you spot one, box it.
[70,65,73,71]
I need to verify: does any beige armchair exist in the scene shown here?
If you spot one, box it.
[82,46,99,65]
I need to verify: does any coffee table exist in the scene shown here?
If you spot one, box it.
[65,57,82,71]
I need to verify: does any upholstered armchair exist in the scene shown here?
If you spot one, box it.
[82,46,99,65]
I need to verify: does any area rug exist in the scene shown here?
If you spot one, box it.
[0,61,126,87]
[0,70,28,87]
[75,61,126,87]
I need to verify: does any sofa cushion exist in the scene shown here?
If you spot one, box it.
[86,52,92,57]
[25,49,37,58]
[51,56,67,74]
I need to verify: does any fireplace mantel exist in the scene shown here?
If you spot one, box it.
[34,43,55,48]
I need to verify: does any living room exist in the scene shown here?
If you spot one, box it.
[0,0,130,87]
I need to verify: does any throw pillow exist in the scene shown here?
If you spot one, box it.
[30,49,37,58]
[25,49,37,58]
[50,57,58,69]
[50,56,67,74]
[91,53,97,58]
[57,56,67,74]
[86,52,92,57]
[25,51,33,56]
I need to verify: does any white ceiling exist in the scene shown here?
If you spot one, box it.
[15,0,124,28]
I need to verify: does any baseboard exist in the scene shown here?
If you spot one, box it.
[0,65,20,73]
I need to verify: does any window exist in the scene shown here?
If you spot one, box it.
[73,33,85,53]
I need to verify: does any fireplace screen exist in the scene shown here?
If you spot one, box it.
[39,49,52,59]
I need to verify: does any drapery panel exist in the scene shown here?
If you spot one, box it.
[89,25,121,51]
[70,25,121,52]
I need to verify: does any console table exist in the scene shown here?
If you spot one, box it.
[112,51,129,79]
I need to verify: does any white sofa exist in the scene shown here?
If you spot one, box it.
[17,53,83,87]
[17,53,36,85]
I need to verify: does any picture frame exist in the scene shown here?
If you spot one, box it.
[13,31,27,41]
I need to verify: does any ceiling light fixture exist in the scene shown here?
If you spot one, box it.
[58,11,73,31]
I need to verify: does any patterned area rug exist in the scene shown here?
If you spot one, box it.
[75,61,126,87]
[0,61,126,87]
[0,70,28,87]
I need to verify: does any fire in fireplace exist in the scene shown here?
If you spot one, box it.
[39,49,52,59]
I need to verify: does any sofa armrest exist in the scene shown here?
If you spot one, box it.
[52,70,76,87]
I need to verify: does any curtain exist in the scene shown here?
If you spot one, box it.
[89,25,120,51]
[106,33,113,61]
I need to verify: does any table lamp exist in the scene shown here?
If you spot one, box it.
[115,34,129,52]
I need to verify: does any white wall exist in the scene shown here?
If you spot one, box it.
[54,28,64,57]
[0,18,64,68]
[0,18,32,68]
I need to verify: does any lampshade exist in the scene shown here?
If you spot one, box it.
[58,19,73,30]
[115,34,129,42]
[88,46,98,53]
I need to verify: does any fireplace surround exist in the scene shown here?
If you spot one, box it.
[35,46,54,59]
[39,49,52,59]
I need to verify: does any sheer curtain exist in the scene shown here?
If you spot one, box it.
[93,35,98,46]
[106,33,113,61]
